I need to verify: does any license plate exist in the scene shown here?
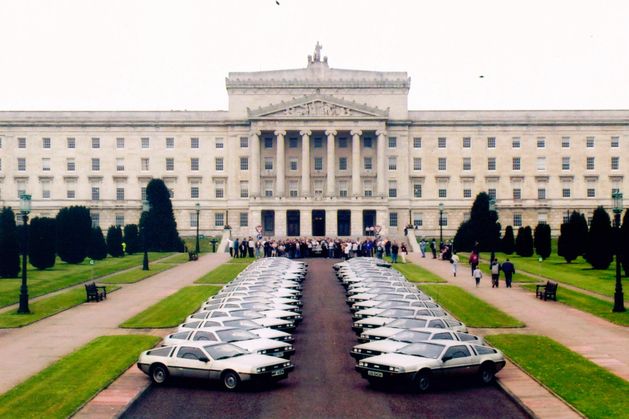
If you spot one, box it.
[271,352,284,358]
[272,369,284,376]
[367,370,383,378]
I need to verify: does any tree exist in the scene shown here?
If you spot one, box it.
[453,192,500,252]
[573,212,589,257]
[558,211,588,263]
[87,227,108,260]
[0,207,20,278]
[621,209,629,276]
[585,206,614,269]
[534,223,552,260]
[141,179,183,252]
[515,226,534,257]
[28,217,56,270]
[56,206,92,264]
[123,224,140,255]
[501,226,515,254]
[106,226,124,257]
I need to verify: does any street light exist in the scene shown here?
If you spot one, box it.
[142,200,151,271]
[438,202,444,245]
[17,194,31,314]
[489,198,497,264]
[195,202,201,254]
[612,191,625,313]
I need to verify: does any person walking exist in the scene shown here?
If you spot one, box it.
[469,251,479,276]
[430,239,437,259]
[490,259,501,288]
[501,258,516,288]
[391,241,399,263]
[473,265,483,287]
[232,238,239,258]
[419,239,426,258]
[450,251,459,277]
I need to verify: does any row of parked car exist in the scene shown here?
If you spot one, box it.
[137,258,307,391]
[334,257,506,392]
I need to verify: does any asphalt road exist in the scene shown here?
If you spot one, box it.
[123,258,528,419]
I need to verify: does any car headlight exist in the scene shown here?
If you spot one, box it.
[359,362,367,367]
[360,333,368,339]
[283,362,290,367]
[286,346,293,351]
[354,348,361,353]
[389,366,400,372]
[260,350,267,354]
[256,367,266,373]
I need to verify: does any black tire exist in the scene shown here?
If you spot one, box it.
[222,370,241,391]
[150,364,169,385]
[479,362,495,384]
[415,370,431,392]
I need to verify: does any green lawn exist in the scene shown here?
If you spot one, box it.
[390,260,446,283]
[181,236,221,253]
[120,285,222,328]
[418,284,524,328]
[0,252,173,308]
[0,285,119,328]
[101,256,186,284]
[0,335,159,418]
[195,259,253,284]
[521,284,628,326]
[487,334,629,419]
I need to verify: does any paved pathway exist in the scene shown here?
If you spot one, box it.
[0,252,229,394]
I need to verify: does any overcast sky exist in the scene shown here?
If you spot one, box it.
[1,0,628,111]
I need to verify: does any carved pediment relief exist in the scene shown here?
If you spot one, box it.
[248,94,389,120]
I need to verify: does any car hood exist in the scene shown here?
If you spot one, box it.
[253,317,292,327]
[355,317,393,327]
[362,353,438,370]
[356,308,384,317]
[362,327,400,339]
[233,338,288,352]
[356,340,405,353]
[251,328,291,340]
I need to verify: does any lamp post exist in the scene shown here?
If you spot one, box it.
[17,194,32,314]
[438,202,444,245]
[612,192,625,312]
[195,202,201,254]
[489,198,497,264]
[142,200,150,271]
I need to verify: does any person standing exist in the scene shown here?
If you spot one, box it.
[248,237,255,258]
[430,239,437,259]
[490,259,501,288]
[384,240,391,257]
[391,241,399,263]
[451,252,459,277]
[501,258,516,288]
[473,265,483,287]
[469,251,479,276]
[232,238,239,258]
[419,239,426,258]
[228,238,234,257]
[400,243,408,263]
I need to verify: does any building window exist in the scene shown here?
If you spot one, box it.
[215,137,224,149]
[513,188,521,200]
[91,158,100,171]
[239,212,248,227]
[388,180,397,198]
[440,214,448,226]
[190,186,199,199]
[438,137,446,148]
[413,137,422,148]
[236,157,247,171]
[562,157,570,170]
[289,137,299,148]
[562,188,571,198]
[364,157,373,170]
[413,157,422,171]
[42,137,51,149]
[463,189,472,198]
[437,188,446,198]
[438,157,447,171]
[586,157,595,170]
[264,180,274,197]
[91,187,100,200]
[116,188,125,201]
[141,137,150,148]
[190,137,199,149]
[339,181,348,198]
[314,157,323,171]
[141,187,147,201]
[536,156,546,171]
[91,137,100,148]
[42,183,51,199]
[166,158,175,171]
[141,158,149,171]
[586,136,595,148]
[538,188,546,200]
[389,212,398,227]
[413,214,423,227]
[289,180,299,198]
[538,214,548,225]
[611,136,619,148]
[512,137,521,148]
[487,137,496,148]
[388,157,397,171]
[215,181,225,198]
[239,136,248,148]
[413,183,422,198]
[488,188,496,200]
[215,157,224,171]
[116,137,125,149]
[289,159,298,171]
[537,137,546,148]
[611,156,619,170]
[264,157,273,170]
[562,137,570,148]
[587,188,596,198]
[42,158,51,171]
[116,158,125,171]
[90,213,100,228]
[513,214,522,227]
[240,181,249,198]
[463,157,471,171]
[339,157,348,170]
[338,137,347,148]
[363,180,373,197]
[512,157,520,170]
[215,213,225,227]
[388,137,397,148]
[462,137,471,148]
[313,137,323,148]
[17,158,26,171]
[191,158,199,171]
[487,157,496,171]
[115,215,125,227]
[67,189,75,199]
[18,137,26,148]
[190,212,198,228]
[363,137,373,148]
[67,137,76,148]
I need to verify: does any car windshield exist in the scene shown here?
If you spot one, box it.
[387,319,427,329]
[241,303,270,310]
[204,343,248,360]
[397,342,445,359]
[223,319,260,329]
[231,310,263,319]
[390,330,431,343]
[379,309,414,318]
[373,294,400,301]
[190,312,208,319]
[377,301,408,308]
[217,329,258,342]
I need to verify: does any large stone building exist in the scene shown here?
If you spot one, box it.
[0,45,627,238]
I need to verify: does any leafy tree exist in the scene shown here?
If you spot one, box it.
[56,206,92,264]
[515,226,534,257]
[28,217,56,270]
[453,192,500,252]
[0,207,20,278]
[501,226,515,254]
[123,224,140,255]
[140,179,183,252]
[621,209,629,276]
[87,227,108,260]
[585,206,614,269]
[558,211,588,263]
[106,226,124,257]
[534,223,552,260]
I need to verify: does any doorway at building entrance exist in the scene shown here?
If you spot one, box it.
[287,210,300,237]
[262,210,275,236]
[363,210,376,236]
[312,210,325,236]
[337,210,351,237]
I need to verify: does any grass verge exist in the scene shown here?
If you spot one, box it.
[521,284,628,326]
[0,285,119,328]
[120,285,222,328]
[389,260,446,283]
[101,257,185,284]
[486,334,629,419]
[418,284,524,328]
[0,335,159,418]
[195,259,253,284]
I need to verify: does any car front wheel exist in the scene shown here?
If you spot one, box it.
[415,370,431,392]
[479,363,495,384]
[222,370,241,391]
[150,364,169,385]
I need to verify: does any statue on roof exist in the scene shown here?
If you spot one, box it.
[313,41,322,62]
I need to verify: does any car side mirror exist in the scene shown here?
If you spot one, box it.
[442,356,452,362]
[198,356,209,363]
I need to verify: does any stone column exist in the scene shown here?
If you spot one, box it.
[301,209,312,236]
[300,129,311,197]
[275,130,286,197]
[376,130,386,197]
[250,130,261,197]
[351,129,362,197]
[351,208,363,237]
[326,209,337,237]
[326,129,337,197]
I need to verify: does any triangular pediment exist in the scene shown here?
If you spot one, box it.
[248,94,389,119]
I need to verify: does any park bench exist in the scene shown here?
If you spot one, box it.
[188,251,199,261]
[85,282,107,302]
[536,281,558,301]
